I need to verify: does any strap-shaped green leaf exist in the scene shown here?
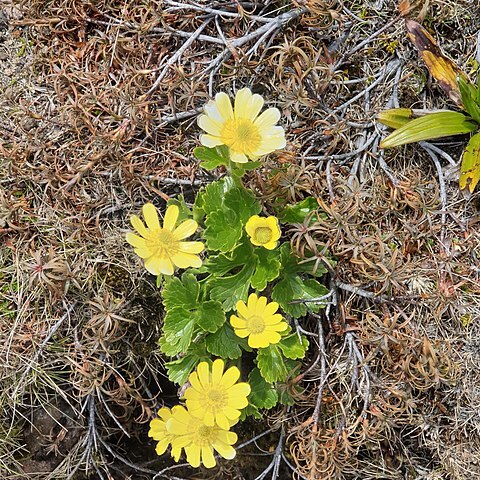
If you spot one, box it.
[458,76,480,123]
[380,111,476,148]
[460,131,480,192]
[377,108,415,129]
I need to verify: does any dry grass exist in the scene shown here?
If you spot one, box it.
[1,0,480,478]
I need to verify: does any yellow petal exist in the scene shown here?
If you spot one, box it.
[213,442,236,460]
[223,405,241,419]
[185,445,201,468]
[196,361,211,387]
[215,412,230,430]
[155,438,170,456]
[235,301,249,319]
[245,215,260,237]
[248,93,265,121]
[228,384,251,406]
[204,411,215,427]
[264,314,284,325]
[211,359,225,384]
[179,241,204,254]
[264,330,282,344]
[204,100,224,124]
[230,150,248,163]
[173,219,198,240]
[201,446,216,468]
[247,292,258,310]
[234,88,253,119]
[200,134,223,148]
[171,252,202,269]
[220,366,240,388]
[271,322,288,332]
[264,301,279,316]
[262,240,278,250]
[254,107,281,129]
[188,371,203,392]
[230,315,247,329]
[130,215,149,237]
[232,327,249,338]
[198,114,222,136]
[142,203,160,230]
[145,256,174,275]
[248,334,270,349]
[215,92,234,120]
[163,205,179,231]
[256,295,267,312]
[126,232,146,248]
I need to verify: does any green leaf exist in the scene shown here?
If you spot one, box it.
[241,404,262,419]
[162,273,199,311]
[196,300,225,333]
[204,208,242,252]
[460,131,480,192]
[377,108,416,129]
[205,324,244,359]
[193,180,227,220]
[380,111,476,148]
[162,307,196,355]
[223,186,261,224]
[248,368,278,409]
[206,241,255,276]
[236,161,262,171]
[280,197,320,224]
[209,262,256,311]
[302,279,331,313]
[272,275,306,318]
[165,354,200,385]
[167,194,193,223]
[257,345,289,383]
[458,76,480,123]
[251,247,281,291]
[278,333,309,360]
[194,145,230,170]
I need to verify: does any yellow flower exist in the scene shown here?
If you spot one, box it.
[126,203,204,276]
[245,215,281,250]
[230,293,288,349]
[148,407,182,460]
[184,359,251,430]
[167,405,237,469]
[198,87,286,163]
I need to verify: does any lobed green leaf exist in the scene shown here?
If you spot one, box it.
[257,344,289,383]
[248,368,278,409]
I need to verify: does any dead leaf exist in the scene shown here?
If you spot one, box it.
[405,19,468,106]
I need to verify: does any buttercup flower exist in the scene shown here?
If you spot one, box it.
[245,215,281,250]
[198,87,286,163]
[148,407,182,460]
[126,203,204,275]
[230,293,288,349]
[167,405,237,469]
[184,359,251,430]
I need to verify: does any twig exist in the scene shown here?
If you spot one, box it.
[420,143,448,246]
[253,426,286,480]
[419,141,457,166]
[146,18,212,97]
[328,59,401,117]
[333,16,401,70]
[311,314,327,428]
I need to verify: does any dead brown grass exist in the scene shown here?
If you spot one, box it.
[1,0,480,478]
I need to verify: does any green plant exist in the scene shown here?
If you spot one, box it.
[126,88,329,468]
[378,19,480,192]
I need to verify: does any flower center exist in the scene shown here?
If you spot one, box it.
[145,228,179,257]
[195,424,217,446]
[220,118,261,154]
[254,227,272,244]
[205,387,228,412]
[247,315,266,334]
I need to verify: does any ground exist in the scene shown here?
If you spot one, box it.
[1,0,480,479]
